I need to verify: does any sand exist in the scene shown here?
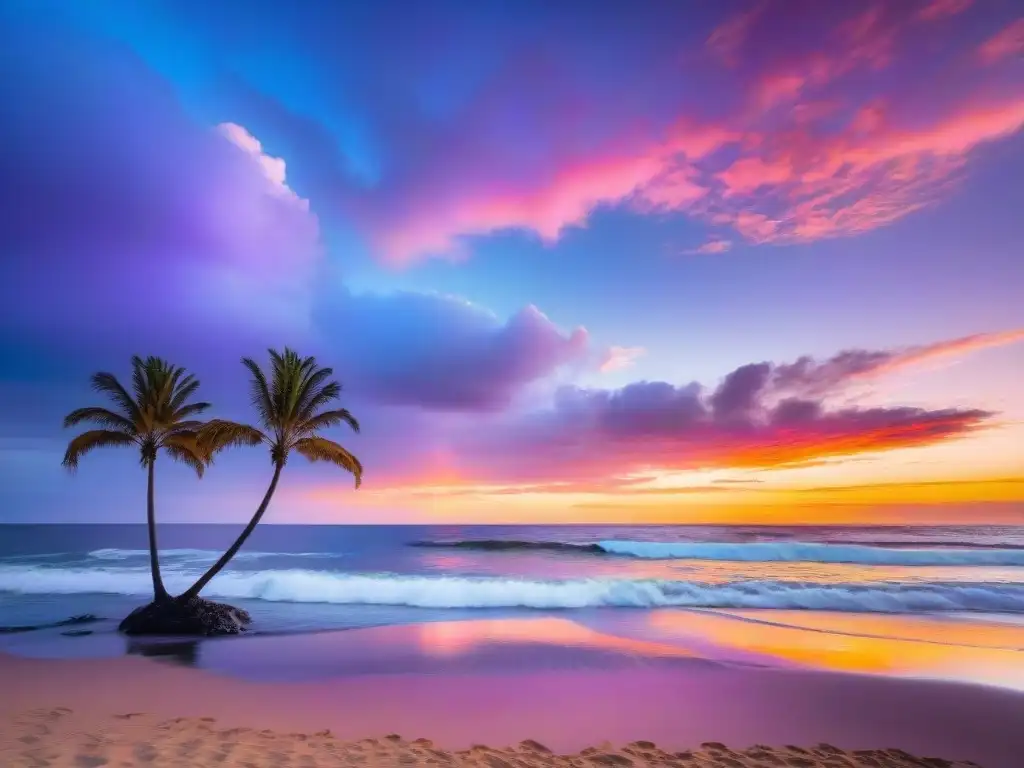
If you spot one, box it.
[2,707,982,768]
[3,648,1019,768]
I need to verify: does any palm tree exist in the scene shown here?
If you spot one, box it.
[63,356,211,603]
[180,348,362,600]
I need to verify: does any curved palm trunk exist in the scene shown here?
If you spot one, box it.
[180,462,284,600]
[146,458,170,602]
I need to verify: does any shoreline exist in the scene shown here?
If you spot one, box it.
[4,646,1024,767]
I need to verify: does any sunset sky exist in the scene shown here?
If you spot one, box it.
[0,0,1021,524]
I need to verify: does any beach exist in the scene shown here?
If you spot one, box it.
[4,639,1024,768]
[3,523,1024,767]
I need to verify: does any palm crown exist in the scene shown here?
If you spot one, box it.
[201,348,363,482]
[63,356,211,474]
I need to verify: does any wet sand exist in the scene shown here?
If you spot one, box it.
[3,642,1024,767]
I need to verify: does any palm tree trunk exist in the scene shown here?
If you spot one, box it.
[146,458,170,602]
[180,462,284,601]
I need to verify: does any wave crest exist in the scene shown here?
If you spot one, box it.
[411,539,1024,566]
[1,565,1022,613]
[87,548,340,562]
[596,540,1024,565]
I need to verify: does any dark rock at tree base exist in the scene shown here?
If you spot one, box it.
[118,597,252,636]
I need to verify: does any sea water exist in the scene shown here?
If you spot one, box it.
[2,523,1024,684]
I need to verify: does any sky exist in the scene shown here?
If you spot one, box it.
[0,0,1022,525]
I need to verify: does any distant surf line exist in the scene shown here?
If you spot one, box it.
[410,539,1024,566]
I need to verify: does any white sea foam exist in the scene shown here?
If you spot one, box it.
[597,540,1024,566]
[86,548,338,562]
[1,565,1022,613]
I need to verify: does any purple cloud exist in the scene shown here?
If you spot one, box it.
[316,294,591,411]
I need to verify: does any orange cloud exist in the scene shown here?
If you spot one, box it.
[871,329,1024,377]
[978,18,1024,65]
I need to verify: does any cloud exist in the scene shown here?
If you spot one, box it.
[334,3,1024,264]
[599,346,647,373]
[978,18,1024,65]
[683,238,732,255]
[916,0,974,22]
[360,332,1010,492]
[314,293,592,411]
[705,3,767,67]
[0,15,610,419]
[0,19,321,341]
[773,329,1024,398]
[15,2,1016,269]
[435,381,993,489]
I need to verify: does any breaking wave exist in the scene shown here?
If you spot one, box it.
[1,565,1022,613]
[411,539,1024,566]
[87,548,340,562]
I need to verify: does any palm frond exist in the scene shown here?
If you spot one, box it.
[62,430,137,471]
[297,381,341,422]
[293,366,332,417]
[90,372,140,422]
[268,348,291,419]
[198,419,267,454]
[130,355,149,406]
[168,375,201,413]
[242,357,276,428]
[164,419,207,435]
[293,437,363,488]
[299,408,360,435]
[162,433,209,477]
[63,407,136,433]
[171,401,211,421]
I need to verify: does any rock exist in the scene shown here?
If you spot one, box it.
[118,596,252,636]
[61,629,94,637]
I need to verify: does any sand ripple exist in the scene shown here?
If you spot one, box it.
[0,708,984,768]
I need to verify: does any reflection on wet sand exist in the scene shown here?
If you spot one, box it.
[417,616,698,659]
[126,639,201,666]
[646,610,1024,690]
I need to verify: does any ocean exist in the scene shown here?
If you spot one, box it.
[3,523,1024,685]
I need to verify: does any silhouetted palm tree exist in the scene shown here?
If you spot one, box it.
[62,357,211,602]
[181,348,362,600]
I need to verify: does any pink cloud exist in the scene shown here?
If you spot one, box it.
[917,0,974,22]
[772,329,1024,399]
[978,18,1024,65]
[706,3,767,67]
[348,3,1022,265]
[599,346,646,373]
[372,122,736,265]
[682,238,732,256]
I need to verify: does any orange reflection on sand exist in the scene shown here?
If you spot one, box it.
[671,560,1024,586]
[647,611,1024,689]
[719,610,1024,650]
[418,617,697,660]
